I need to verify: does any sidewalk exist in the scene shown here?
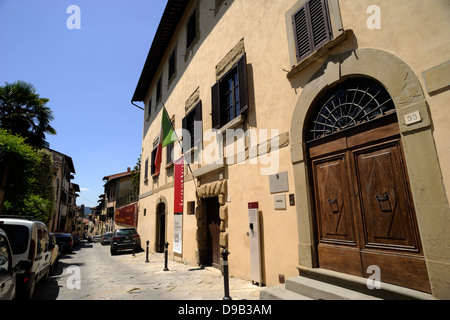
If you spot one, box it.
[112,249,263,300]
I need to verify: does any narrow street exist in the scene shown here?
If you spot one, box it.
[31,240,262,300]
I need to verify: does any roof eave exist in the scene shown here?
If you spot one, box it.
[132,0,190,102]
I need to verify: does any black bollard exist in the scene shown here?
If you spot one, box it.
[163,242,169,271]
[222,249,232,300]
[145,240,150,263]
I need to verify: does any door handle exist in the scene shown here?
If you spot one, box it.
[375,193,392,212]
[375,193,389,202]
[327,198,339,214]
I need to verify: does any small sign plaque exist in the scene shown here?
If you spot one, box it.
[269,172,289,194]
[404,111,422,126]
[274,194,287,210]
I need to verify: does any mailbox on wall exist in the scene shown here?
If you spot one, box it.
[248,202,262,286]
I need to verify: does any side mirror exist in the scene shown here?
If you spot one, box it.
[15,260,33,272]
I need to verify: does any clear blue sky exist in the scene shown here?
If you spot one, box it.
[0,0,167,207]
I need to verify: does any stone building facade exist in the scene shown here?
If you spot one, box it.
[132,0,450,298]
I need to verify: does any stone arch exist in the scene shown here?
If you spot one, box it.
[290,48,450,298]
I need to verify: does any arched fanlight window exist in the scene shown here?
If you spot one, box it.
[308,77,396,142]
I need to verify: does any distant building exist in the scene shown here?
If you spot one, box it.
[103,167,139,232]
[48,149,77,233]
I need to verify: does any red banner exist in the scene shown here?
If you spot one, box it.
[174,157,184,214]
[115,203,137,227]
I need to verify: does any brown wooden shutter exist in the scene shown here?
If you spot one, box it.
[292,4,313,61]
[211,82,221,129]
[292,0,332,63]
[309,0,331,49]
[237,53,249,114]
[194,101,203,148]
[182,115,188,152]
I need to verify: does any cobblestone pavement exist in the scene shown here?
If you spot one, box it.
[32,240,262,300]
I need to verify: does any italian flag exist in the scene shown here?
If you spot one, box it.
[154,107,175,176]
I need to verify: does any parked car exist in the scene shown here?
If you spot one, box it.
[55,233,73,254]
[0,216,52,300]
[0,228,32,300]
[110,228,141,255]
[101,232,113,245]
[93,235,102,243]
[48,233,60,273]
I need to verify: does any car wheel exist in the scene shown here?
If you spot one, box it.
[18,278,35,300]
[110,249,116,256]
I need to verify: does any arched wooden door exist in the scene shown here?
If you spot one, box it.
[306,78,431,293]
[156,202,166,253]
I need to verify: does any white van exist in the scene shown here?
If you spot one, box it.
[0,216,52,300]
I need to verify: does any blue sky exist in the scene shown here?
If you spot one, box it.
[0,0,167,207]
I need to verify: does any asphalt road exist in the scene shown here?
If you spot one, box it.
[31,240,262,300]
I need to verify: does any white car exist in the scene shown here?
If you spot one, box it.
[0,216,52,300]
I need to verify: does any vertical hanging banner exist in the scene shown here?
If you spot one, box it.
[174,157,184,214]
[173,157,184,254]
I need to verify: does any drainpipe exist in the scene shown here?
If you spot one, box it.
[131,101,144,111]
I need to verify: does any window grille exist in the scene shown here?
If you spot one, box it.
[309,78,395,141]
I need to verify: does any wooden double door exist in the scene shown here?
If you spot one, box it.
[309,117,431,292]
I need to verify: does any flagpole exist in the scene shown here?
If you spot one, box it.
[162,103,198,190]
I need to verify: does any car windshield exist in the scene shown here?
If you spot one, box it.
[0,225,29,255]
[116,229,136,236]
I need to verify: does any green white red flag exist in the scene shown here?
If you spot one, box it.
[154,106,175,176]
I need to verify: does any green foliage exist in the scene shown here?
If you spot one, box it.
[131,155,141,196]
[0,81,56,149]
[0,129,55,224]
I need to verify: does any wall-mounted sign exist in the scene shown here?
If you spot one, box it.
[269,172,289,194]
[173,213,183,254]
[274,194,287,210]
[404,111,422,126]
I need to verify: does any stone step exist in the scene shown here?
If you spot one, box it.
[260,284,313,300]
[285,276,381,300]
[261,267,436,300]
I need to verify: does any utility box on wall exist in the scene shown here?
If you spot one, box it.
[248,202,262,286]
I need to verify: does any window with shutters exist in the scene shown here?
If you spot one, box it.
[166,142,174,165]
[168,49,176,83]
[292,0,332,63]
[185,7,199,58]
[211,54,249,130]
[151,147,157,176]
[144,158,149,182]
[182,101,202,153]
[156,77,162,103]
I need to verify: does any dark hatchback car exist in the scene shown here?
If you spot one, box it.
[55,233,73,254]
[101,232,113,246]
[110,228,141,255]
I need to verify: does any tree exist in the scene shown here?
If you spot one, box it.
[0,129,54,223]
[0,81,56,149]
[131,155,141,197]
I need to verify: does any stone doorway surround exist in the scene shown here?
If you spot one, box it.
[290,48,450,299]
[195,178,228,267]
